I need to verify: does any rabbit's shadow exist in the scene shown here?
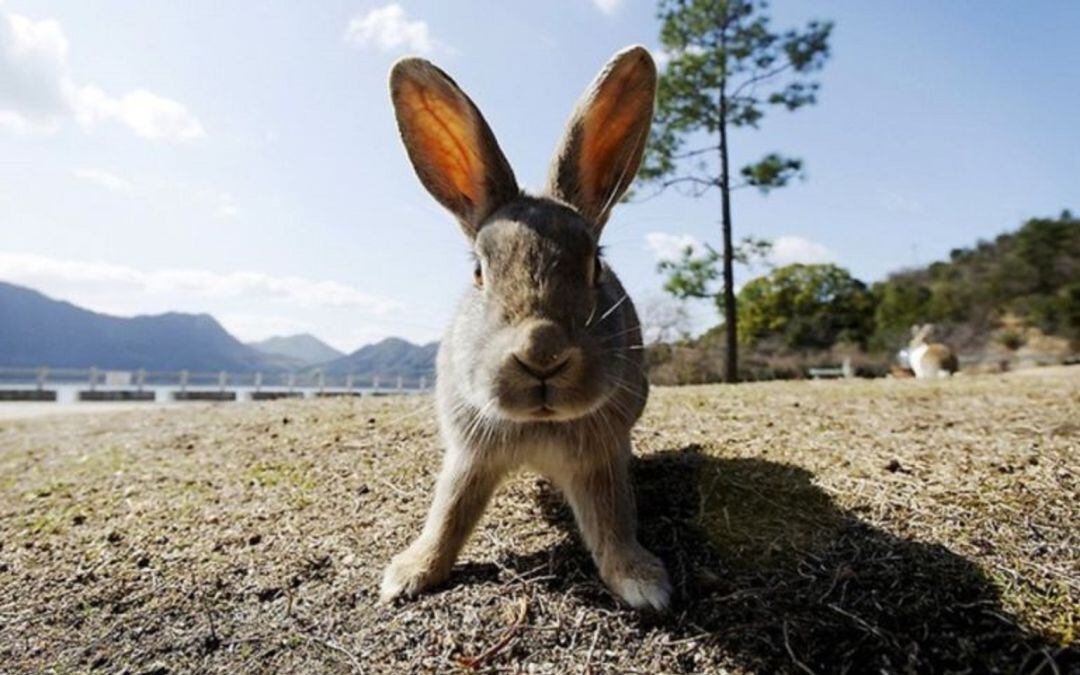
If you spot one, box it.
[470,446,1076,673]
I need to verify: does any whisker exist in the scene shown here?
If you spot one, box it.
[608,352,649,375]
[595,293,629,325]
[378,397,435,428]
[598,344,648,353]
[608,376,649,404]
[592,322,643,345]
[598,122,650,221]
[602,391,636,425]
[584,300,598,328]
[460,398,496,445]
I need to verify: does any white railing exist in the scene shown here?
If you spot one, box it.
[0,366,431,403]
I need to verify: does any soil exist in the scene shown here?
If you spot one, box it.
[1,367,1077,673]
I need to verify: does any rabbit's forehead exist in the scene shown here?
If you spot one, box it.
[475,216,595,265]
[475,215,596,320]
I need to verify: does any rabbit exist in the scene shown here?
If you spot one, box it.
[908,324,959,378]
[379,46,670,611]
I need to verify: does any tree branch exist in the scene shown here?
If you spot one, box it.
[629,175,719,203]
[729,59,793,100]
[655,175,717,190]
[672,145,722,160]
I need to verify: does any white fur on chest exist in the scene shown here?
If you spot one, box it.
[909,343,931,378]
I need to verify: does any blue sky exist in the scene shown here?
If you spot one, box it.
[2,1,1078,351]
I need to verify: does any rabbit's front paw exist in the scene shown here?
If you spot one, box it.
[602,546,672,612]
[379,545,447,603]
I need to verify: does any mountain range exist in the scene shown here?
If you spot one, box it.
[0,280,436,377]
[319,337,439,380]
[248,333,345,367]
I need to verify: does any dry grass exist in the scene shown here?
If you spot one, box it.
[1,367,1078,673]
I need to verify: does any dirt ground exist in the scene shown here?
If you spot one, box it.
[1,368,1077,674]
[0,402,192,422]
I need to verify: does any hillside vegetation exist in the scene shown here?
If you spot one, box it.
[649,212,1080,383]
[873,211,1080,350]
[1,369,1077,673]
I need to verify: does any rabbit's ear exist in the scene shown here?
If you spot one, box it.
[390,58,519,237]
[546,46,656,234]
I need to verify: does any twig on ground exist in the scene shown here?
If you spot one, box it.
[374,475,418,498]
[827,602,888,641]
[302,634,365,674]
[581,622,601,675]
[782,621,817,675]
[456,596,529,671]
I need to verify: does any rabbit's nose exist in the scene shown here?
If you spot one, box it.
[513,320,571,380]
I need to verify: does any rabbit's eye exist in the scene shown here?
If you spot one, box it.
[473,262,484,287]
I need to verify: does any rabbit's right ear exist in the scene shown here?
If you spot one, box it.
[390,58,519,238]
[911,324,932,343]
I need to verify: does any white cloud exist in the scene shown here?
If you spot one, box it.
[0,251,401,314]
[72,87,205,141]
[345,4,434,54]
[216,313,316,343]
[770,235,835,266]
[646,232,835,268]
[592,0,623,14]
[73,168,132,193]
[0,6,204,141]
[652,44,706,70]
[69,171,241,219]
[880,189,922,215]
[645,232,704,262]
[0,251,415,351]
[214,192,240,219]
[0,9,68,133]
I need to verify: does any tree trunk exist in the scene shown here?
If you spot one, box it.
[718,85,738,383]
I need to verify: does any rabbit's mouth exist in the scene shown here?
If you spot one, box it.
[506,400,600,423]
[496,388,588,422]
[490,366,609,423]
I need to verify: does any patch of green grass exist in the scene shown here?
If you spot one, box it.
[246,461,316,491]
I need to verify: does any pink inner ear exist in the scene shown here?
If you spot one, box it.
[577,60,653,208]
[398,77,484,208]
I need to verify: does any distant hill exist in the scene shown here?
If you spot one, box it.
[0,281,274,372]
[249,333,344,367]
[320,337,438,379]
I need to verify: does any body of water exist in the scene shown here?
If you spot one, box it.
[0,383,421,405]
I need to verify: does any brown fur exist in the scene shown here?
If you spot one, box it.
[925,344,959,373]
[381,47,670,610]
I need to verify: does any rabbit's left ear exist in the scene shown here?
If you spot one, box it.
[546,46,657,235]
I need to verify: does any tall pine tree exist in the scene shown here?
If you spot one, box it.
[637,0,832,382]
